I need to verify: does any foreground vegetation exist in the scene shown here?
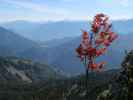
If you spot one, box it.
[0,50,132,100]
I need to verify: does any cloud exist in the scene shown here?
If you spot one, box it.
[115,0,129,7]
[120,0,129,7]
[0,0,76,22]
[2,0,67,15]
[63,0,80,2]
[0,0,132,22]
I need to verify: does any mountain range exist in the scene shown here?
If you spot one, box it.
[0,19,133,75]
[1,21,89,41]
[19,33,133,75]
[1,19,133,41]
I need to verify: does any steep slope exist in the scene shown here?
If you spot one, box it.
[0,26,38,56]
[96,50,133,100]
[0,57,60,83]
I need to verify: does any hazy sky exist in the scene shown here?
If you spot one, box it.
[0,0,132,22]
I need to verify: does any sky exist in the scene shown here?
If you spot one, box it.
[0,0,133,22]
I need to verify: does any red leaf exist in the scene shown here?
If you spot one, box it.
[82,31,89,39]
[76,45,83,56]
[88,63,97,70]
[96,48,107,56]
[98,61,106,69]
[103,39,111,46]
[88,47,96,57]
[96,38,104,45]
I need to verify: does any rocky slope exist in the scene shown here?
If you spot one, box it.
[0,68,118,100]
[0,57,61,83]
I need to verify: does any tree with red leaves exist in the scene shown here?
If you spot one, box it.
[76,13,118,94]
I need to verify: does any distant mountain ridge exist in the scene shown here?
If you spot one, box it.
[1,20,133,41]
[0,20,92,41]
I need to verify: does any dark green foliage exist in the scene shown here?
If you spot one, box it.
[97,50,133,100]
[0,69,117,100]
[122,50,133,99]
